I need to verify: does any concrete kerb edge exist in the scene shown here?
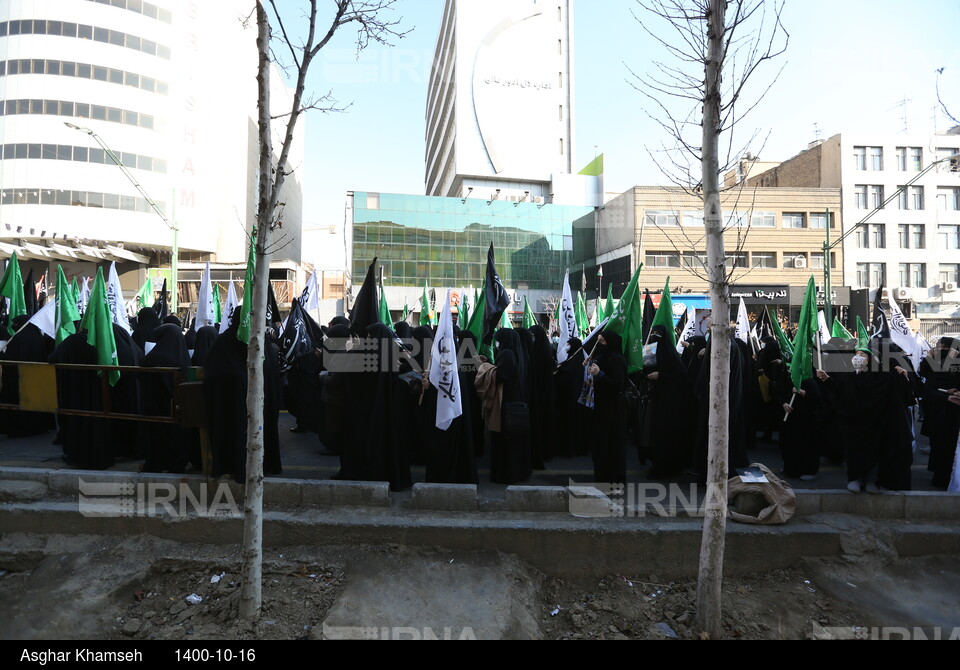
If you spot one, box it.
[0,468,958,517]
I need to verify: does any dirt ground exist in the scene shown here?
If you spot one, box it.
[3,533,957,640]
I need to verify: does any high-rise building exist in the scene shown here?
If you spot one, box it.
[0,0,304,302]
[425,0,586,206]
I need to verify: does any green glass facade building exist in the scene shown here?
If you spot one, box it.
[348,192,596,290]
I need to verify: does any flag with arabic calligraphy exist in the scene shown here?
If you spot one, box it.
[429,290,462,431]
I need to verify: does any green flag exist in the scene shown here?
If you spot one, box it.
[522,296,537,329]
[769,306,794,364]
[604,264,644,375]
[0,252,27,336]
[213,283,223,324]
[466,280,494,362]
[575,292,589,334]
[603,285,616,321]
[402,300,410,323]
[136,277,153,310]
[856,316,871,352]
[55,265,80,346]
[500,308,513,330]
[419,283,434,327]
[71,277,81,306]
[238,228,257,344]
[790,276,818,391]
[378,281,392,326]
[831,317,853,341]
[80,268,120,387]
[650,278,677,349]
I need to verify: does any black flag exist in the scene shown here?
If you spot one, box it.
[350,258,381,338]
[674,308,688,344]
[482,244,510,345]
[153,278,168,318]
[756,306,775,341]
[641,290,656,342]
[23,268,36,316]
[278,298,315,372]
[267,281,282,328]
[871,284,891,340]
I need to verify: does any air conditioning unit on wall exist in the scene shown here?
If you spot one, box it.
[895,288,910,300]
[943,282,958,293]
[793,256,807,269]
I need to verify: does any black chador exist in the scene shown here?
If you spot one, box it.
[203,311,282,480]
[640,325,690,478]
[49,332,113,469]
[140,324,192,473]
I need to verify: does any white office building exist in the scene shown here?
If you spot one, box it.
[425,0,598,207]
[0,0,303,300]
[748,130,960,335]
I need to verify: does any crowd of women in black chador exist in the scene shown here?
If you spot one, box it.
[4,301,954,494]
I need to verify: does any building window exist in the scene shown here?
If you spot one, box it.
[809,212,832,229]
[750,212,776,228]
[751,252,776,269]
[0,21,171,60]
[854,185,868,209]
[911,185,924,210]
[896,147,907,171]
[899,264,927,288]
[858,263,886,288]
[559,138,564,155]
[1,187,161,213]
[870,185,885,209]
[724,253,749,269]
[682,252,707,269]
[0,98,156,130]
[940,225,960,250]
[854,146,866,171]
[939,264,960,285]
[872,223,886,249]
[911,147,923,171]
[937,187,960,211]
[784,252,806,269]
[869,147,883,171]
[682,212,704,227]
[935,147,960,173]
[644,211,680,227]
[0,59,170,95]
[559,105,563,121]
[898,225,925,249]
[646,252,681,268]
[811,253,826,270]
[783,213,806,229]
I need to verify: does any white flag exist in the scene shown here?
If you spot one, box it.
[107,263,133,334]
[886,288,916,356]
[429,290,462,431]
[27,300,56,340]
[301,268,320,312]
[195,261,215,330]
[735,297,750,344]
[677,307,697,353]
[557,271,578,364]
[220,280,239,334]
[817,310,832,344]
[79,277,91,313]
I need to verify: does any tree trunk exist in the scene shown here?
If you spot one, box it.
[695,0,730,639]
[238,1,273,623]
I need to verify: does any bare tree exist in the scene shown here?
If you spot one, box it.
[630,0,788,637]
[936,67,959,127]
[240,0,406,623]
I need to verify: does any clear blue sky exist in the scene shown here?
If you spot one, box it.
[288,0,959,264]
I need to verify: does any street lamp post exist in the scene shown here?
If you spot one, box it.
[64,122,179,313]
